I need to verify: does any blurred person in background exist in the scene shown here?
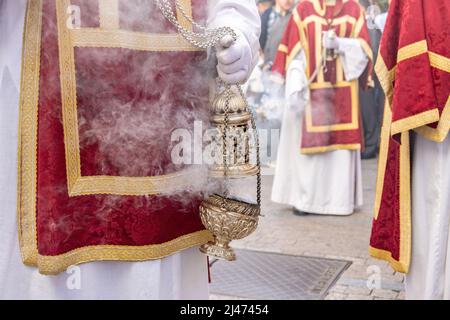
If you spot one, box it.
[260,0,294,54]
[263,0,295,69]
[248,1,295,167]
[358,0,386,159]
[271,0,373,216]
[258,0,274,15]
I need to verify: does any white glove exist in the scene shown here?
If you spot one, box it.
[322,31,340,51]
[216,32,253,84]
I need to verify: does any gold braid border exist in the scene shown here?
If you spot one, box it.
[57,0,203,197]
[18,0,212,275]
[301,143,360,154]
[369,131,411,274]
[18,0,43,266]
[379,39,449,140]
[37,230,213,275]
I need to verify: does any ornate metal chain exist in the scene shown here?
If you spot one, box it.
[156,0,262,209]
[222,86,231,201]
[237,86,262,208]
[155,0,236,49]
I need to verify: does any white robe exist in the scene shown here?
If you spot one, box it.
[406,134,450,300]
[0,0,260,300]
[271,39,369,215]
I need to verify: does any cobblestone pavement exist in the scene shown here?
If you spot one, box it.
[210,159,405,300]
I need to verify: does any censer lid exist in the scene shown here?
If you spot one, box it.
[212,87,249,115]
[211,87,251,124]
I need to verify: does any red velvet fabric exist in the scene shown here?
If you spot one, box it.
[380,0,449,125]
[369,137,402,261]
[370,0,449,269]
[37,0,208,256]
[311,86,353,126]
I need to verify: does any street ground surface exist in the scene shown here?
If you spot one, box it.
[210,159,405,300]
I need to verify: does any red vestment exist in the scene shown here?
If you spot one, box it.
[369,0,450,273]
[18,0,212,275]
[272,0,373,154]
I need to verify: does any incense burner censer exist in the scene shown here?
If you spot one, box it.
[157,0,261,261]
[199,86,261,261]
[209,87,259,178]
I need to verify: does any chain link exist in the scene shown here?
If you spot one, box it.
[155,0,237,49]
[156,0,262,209]
[222,86,231,202]
[237,86,261,208]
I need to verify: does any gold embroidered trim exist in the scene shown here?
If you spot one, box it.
[56,0,80,193]
[390,109,440,137]
[17,0,43,266]
[353,11,365,38]
[311,0,326,17]
[302,14,357,27]
[397,40,428,63]
[415,96,450,142]
[176,0,193,31]
[285,42,303,71]
[305,81,359,133]
[37,230,213,275]
[293,8,310,77]
[429,51,450,72]
[379,47,448,104]
[398,131,411,274]
[369,247,408,273]
[56,0,203,197]
[69,167,208,196]
[99,0,119,30]
[397,50,449,140]
[336,22,346,83]
[358,38,374,89]
[301,143,361,154]
[71,29,199,52]
[373,100,391,220]
[310,0,351,18]
[278,44,289,54]
[315,20,324,83]
[359,38,373,63]
[374,55,394,104]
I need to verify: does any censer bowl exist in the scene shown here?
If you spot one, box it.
[199,194,260,261]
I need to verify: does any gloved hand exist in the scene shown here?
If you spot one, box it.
[216,32,253,84]
[322,31,340,51]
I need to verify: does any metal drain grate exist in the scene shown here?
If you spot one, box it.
[210,250,351,300]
